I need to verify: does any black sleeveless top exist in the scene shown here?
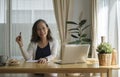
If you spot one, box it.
[35,43,51,60]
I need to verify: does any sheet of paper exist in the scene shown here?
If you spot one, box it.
[26,60,38,63]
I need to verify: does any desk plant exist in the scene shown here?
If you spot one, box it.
[96,37,113,66]
[66,19,91,44]
[96,42,113,54]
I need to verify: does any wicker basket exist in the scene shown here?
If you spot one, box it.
[98,54,112,66]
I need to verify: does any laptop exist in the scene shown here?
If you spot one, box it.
[55,44,90,64]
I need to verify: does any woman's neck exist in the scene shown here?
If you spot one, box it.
[41,37,47,42]
[41,39,47,44]
[39,37,48,45]
[38,38,48,48]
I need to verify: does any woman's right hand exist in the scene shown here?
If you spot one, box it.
[16,32,23,47]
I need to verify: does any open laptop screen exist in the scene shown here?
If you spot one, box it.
[59,44,90,64]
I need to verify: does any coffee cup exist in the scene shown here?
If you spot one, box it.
[0,55,8,66]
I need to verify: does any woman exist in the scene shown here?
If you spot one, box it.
[16,19,58,77]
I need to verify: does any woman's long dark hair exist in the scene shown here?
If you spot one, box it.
[31,19,53,43]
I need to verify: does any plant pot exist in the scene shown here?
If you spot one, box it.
[98,54,112,66]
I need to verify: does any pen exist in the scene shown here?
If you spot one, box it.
[19,32,21,36]
[19,32,21,41]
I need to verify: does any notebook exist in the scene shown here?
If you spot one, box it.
[55,44,90,64]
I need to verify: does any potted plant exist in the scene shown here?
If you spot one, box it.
[66,19,91,57]
[96,42,113,66]
[66,19,91,44]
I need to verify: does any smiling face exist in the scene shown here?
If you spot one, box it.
[37,22,48,39]
[31,19,53,42]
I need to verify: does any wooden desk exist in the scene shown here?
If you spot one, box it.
[0,60,119,77]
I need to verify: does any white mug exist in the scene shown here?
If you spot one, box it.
[0,55,8,66]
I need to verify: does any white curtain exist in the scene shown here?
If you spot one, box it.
[108,0,119,50]
[97,0,120,76]
[53,0,73,58]
[97,0,119,46]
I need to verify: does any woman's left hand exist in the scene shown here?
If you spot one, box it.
[38,58,47,64]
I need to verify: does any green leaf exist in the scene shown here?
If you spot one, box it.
[81,34,87,37]
[81,42,91,44]
[68,40,81,44]
[70,31,79,33]
[96,42,113,54]
[71,34,78,38]
[82,38,91,42]
[78,33,80,36]
[68,28,79,31]
[79,20,86,27]
[66,21,78,25]
[81,39,91,44]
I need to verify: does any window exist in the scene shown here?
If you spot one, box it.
[0,0,60,58]
[97,0,120,76]
[0,0,7,55]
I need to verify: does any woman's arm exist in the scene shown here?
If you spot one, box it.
[16,34,34,61]
[19,43,34,61]
[46,39,59,62]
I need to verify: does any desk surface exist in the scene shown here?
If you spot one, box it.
[0,59,119,73]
